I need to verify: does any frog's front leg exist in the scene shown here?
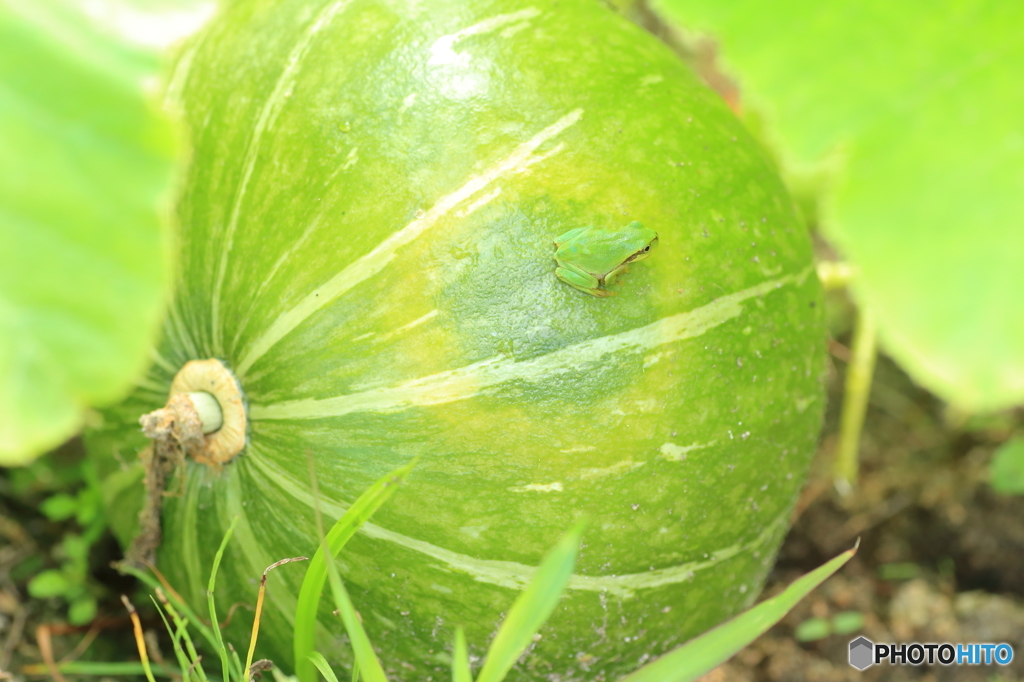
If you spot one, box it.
[605,263,630,287]
[555,262,612,297]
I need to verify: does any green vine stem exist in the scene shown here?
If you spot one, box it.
[816,261,855,291]
[834,306,877,495]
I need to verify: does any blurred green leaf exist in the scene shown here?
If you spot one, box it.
[831,611,864,636]
[475,522,584,682]
[793,611,864,642]
[990,436,1024,494]
[620,545,856,682]
[68,595,98,625]
[793,617,830,642]
[0,0,215,465]
[75,487,102,526]
[879,562,920,581]
[652,0,1024,411]
[61,532,89,563]
[40,492,78,520]
[28,569,71,598]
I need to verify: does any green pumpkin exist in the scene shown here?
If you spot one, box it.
[87,0,826,679]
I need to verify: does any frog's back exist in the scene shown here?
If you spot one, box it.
[553,226,590,246]
[583,226,652,272]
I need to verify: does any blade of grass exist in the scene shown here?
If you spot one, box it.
[243,557,308,681]
[229,646,244,682]
[121,595,157,682]
[119,563,218,654]
[208,516,240,682]
[620,542,859,682]
[20,661,195,678]
[180,625,206,682]
[307,651,340,682]
[156,586,209,682]
[452,627,471,682]
[151,596,195,682]
[271,669,296,682]
[475,522,584,682]
[323,540,388,682]
[294,459,417,682]
[350,659,360,682]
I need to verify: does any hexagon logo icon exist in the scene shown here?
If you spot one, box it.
[849,636,874,670]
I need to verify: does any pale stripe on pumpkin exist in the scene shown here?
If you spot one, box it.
[223,471,299,626]
[236,108,585,376]
[576,459,648,480]
[249,267,812,420]
[456,187,502,218]
[230,215,325,354]
[149,348,178,374]
[163,38,202,108]
[509,482,564,493]
[178,472,205,613]
[659,441,717,462]
[230,144,364,354]
[166,301,199,361]
[134,377,169,394]
[246,452,785,599]
[429,8,542,67]
[371,309,439,345]
[211,0,357,356]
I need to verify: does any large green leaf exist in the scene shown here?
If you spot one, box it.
[651,0,1024,411]
[0,0,213,464]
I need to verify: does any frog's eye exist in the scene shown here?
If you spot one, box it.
[642,246,650,253]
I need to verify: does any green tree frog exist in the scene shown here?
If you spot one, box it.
[553,221,659,297]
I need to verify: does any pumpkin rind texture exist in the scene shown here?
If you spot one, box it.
[87,0,826,679]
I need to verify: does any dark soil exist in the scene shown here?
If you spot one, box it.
[0,439,147,680]
[704,351,1024,682]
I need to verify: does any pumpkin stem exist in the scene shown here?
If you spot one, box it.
[123,439,183,568]
[122,359,248,568]
[139,392,212,449]
[161,358,247,466]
